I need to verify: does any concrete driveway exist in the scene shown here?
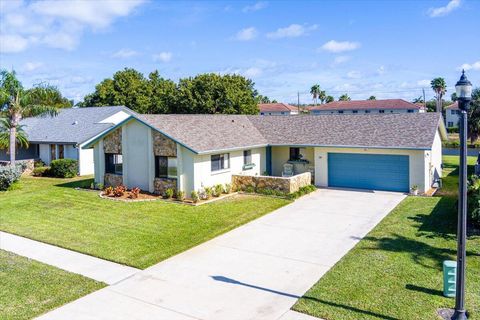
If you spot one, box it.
[37,188,405,320]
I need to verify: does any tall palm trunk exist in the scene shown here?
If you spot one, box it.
[9,124,16,165]
[436,92,442,113]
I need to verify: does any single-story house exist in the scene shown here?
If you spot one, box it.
[84,112,446,196]
[309,99,426,115]
[445,102,460,128]
[258,103,299,115]
[0,106,132,175]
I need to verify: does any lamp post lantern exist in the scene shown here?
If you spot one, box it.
[452,70,472,320]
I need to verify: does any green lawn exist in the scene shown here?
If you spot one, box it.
[0,250,104,320]
[0,176,289,269]
[293,155,480,320]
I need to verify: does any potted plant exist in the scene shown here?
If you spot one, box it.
[410,185,418,196]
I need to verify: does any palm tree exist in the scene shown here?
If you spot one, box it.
[310,84,320,105]
[430,77,447,113]
[338,93,351,101]
[325,95,334,103]
[0,70,62,164]
[367,95,376,100]
[0,118,29,151]
[318,90,327,104]
[412,96,424,103]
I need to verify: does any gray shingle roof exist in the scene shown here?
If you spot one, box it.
[21,106,132,144]
[138,113,444,153]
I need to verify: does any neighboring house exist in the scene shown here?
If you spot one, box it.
[0,106,132,175]
[445,102,460,128]
[84,113,446,195]
[258,103,299,115]
[309,99,426,115]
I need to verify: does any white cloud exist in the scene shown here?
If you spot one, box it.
[242,1,268,13]
[266,24,318,39]
[320,40,360,53]
[377,65,386,75]
[346,71,362,79]
[0,0,145,53]
[152,52,173,63]
[333,56,350,65]
[243,67,262,78]
[428,0,461,17]
[112,48,139,58]
[234,27,258,41]
[0,34,29,53]
[417,79,431,87]
[459,60,480,71]
[20,61,44,72]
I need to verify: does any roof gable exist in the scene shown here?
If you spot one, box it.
[258,103,298,113]
[309,99,422,111]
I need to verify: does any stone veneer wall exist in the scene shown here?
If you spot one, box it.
[104,173,123,187]
[104,128,122,154]
[154,177,177,196]
[232,172,311,194]
[153,131,176,157]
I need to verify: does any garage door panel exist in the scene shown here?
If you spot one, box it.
[328,153,409,192]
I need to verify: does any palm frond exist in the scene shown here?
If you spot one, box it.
[0,118,29,150]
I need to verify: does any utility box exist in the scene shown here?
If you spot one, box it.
[443,260,457,298]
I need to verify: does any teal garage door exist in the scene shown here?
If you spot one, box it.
[328,153,409,192]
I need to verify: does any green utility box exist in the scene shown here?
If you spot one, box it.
[443,260,457,298]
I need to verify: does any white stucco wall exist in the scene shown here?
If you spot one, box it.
[191,147,265,193]
[313,147,430,193]
[78,146,94,176]
[446,109,460,128]
[64,144,78,159]
[311,109,418,115]
[260,111,298,116]
[122,120,151,191]
[39,144,51,164]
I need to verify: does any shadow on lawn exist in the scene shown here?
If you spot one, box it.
[211,276,400,320]
[55,178,93,189]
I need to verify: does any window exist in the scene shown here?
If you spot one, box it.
[289,147,301,161]
[155,156,177,178]
[379,110,385,113]
[50,144,56,161]
[408,110,414,113]
[243,150,252,165]
[352,110,358,114]
[448,122,454,127]
[260,112,264,115]
[105,153,123,175]
[58,145,64,159]
[338,110,344,114]
[211,153,230,172]
[365,110,370,114]
[281,112,285,115]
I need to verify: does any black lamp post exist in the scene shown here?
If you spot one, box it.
[452,70,472,320]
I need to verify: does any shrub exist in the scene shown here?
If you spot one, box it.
[113,185,126,197]
[245,185,255,193]
[213,184,223,197]
[176,190,185,201]
[287,185,317,200]
[447,127,459,134]
[0,166,22,191]
[50,159,78,178]
[33,166,50,177]
[191,190,199,203]
[224,183,232,194]
[204,186,213,199]
[165,188,174,199]
[130,187,140,199]
[104,186,113,196]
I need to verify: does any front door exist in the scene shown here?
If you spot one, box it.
[50,144,56,162]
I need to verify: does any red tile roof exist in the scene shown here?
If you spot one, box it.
[258,103,299,113]
[308,99,423,111]
[445,101,459,109]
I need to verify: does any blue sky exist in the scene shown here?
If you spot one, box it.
[1,0,479,104]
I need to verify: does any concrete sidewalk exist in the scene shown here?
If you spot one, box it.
[0,231,139,285]
[37,188,405,320]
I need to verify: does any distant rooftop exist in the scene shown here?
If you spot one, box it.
[21,106,132,144]
[445,101,459,109]
[309,99,423,111]
[258,103,299,113]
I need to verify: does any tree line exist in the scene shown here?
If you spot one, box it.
[77,68,261,115]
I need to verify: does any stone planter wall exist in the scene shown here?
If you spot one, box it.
[232,172,311,194]
[104,128,122,154]
[153,131,176,157]
[154,177,177,196]
[104,173,123,187]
